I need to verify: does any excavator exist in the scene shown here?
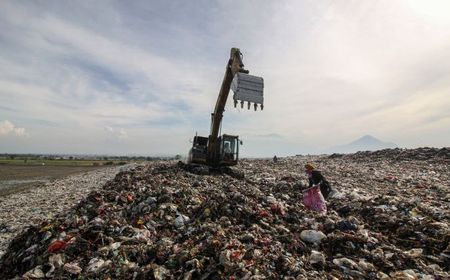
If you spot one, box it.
[187,48,264,167]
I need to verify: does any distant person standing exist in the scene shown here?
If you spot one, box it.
[304,163,333,199]
[273,155,278,163]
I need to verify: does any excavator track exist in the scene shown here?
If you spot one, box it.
[177,161,245,179]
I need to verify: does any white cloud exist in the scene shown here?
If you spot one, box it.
[0,120,28,137]
[1,1,449,155]
[221,0,450,150]
[117,129,128,140]
[104,126,128,141]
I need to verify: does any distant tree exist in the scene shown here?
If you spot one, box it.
[174,155,182,160]
[69,156,73,160]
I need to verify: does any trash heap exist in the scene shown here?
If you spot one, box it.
[0,150,449,279]
[0,165,129,258]
[331,147,450,162]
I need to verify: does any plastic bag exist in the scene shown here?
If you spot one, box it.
[302,185,327,213]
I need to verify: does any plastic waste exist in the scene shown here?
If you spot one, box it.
[63,262,82,275]
[0,149,449,279]
[302,185,327,213]
[300,230,327,244]
[309,250,325,265]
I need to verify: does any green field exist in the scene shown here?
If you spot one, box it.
[0,159,127,166]
[0,155,181,196]
[0,164,113,196]
[0,158,134,196]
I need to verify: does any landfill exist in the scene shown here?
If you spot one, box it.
[0,148,449,279]
[0,165,134,258]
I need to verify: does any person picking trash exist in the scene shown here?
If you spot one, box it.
[301,163,333,213]
[304,163,333,199]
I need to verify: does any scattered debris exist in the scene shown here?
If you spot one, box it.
[0,149,448,279]
[300,230,327,244]
[0,165,135,257]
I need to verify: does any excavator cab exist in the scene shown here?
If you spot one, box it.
[188,134,240,166]
[218,134,239,166]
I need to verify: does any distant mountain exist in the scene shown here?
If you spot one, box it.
[325,135,397,154]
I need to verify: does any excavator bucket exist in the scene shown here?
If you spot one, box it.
[231,73,264,110]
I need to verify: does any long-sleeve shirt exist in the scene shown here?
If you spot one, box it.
[308,170,324,187]
[308,170,332,199]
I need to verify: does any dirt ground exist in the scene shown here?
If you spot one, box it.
[0,165,108,196]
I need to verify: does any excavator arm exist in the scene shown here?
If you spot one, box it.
[207,48,249,163]
[187,47,264,167]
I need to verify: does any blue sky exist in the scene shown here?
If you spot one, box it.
[1,0,449,156]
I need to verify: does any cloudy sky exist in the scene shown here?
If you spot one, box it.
[1,1,449,156]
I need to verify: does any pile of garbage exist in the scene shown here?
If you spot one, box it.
[0,165,131,258]
[0,151,448,279]
[331,147,450,162]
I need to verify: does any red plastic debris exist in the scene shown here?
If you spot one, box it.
[270,203,286,216]
[47,240,67,253]
[258,210,270,217]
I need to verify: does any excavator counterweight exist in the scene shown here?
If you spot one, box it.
[187,48,264,167]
